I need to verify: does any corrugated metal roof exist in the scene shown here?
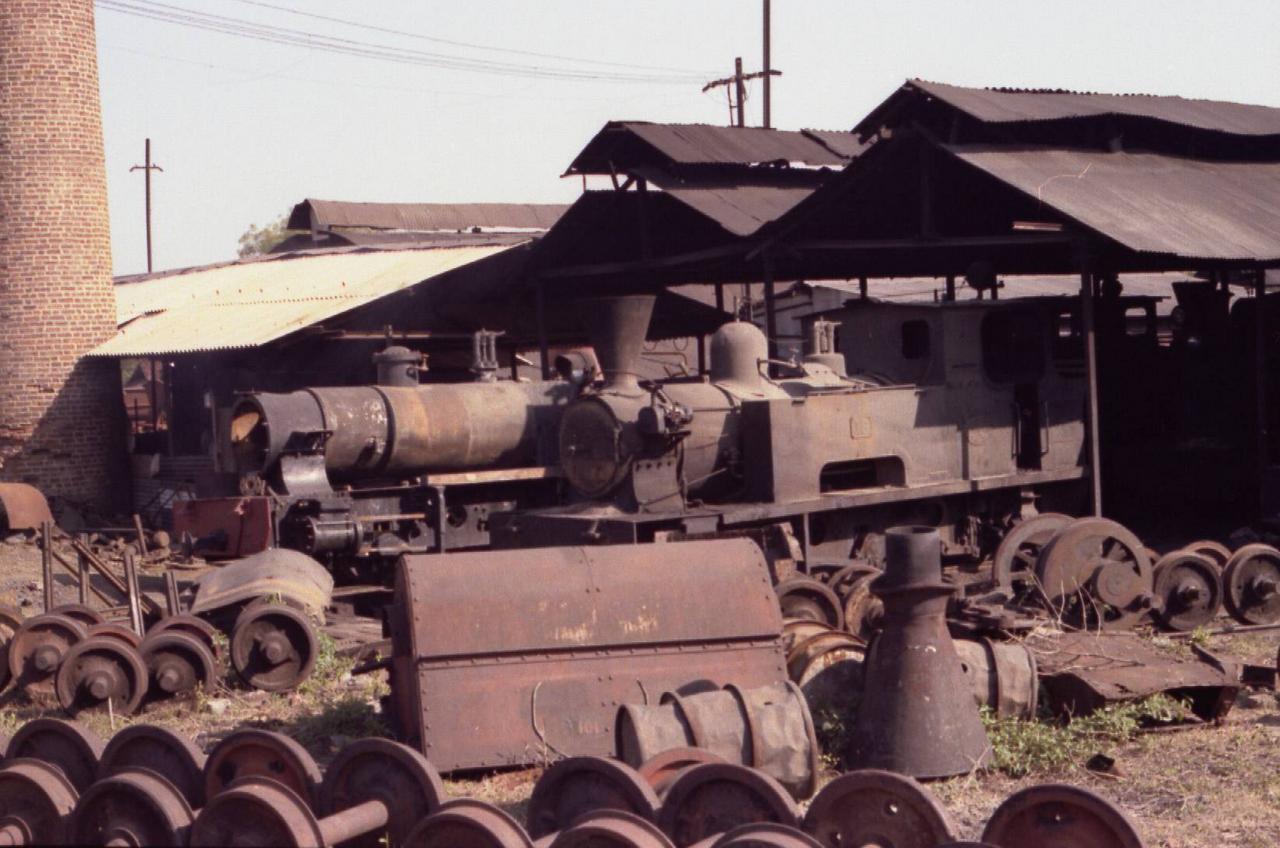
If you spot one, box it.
[661,184,817,237]
[947,145,1280,261]
[288,199,568,232]
[92,245,517,357]
[565,121,858,174]
[863,79,1280,137]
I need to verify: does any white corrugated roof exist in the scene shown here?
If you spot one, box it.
[91,245,518,357]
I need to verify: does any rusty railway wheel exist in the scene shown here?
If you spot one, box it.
[0,758,79,845]
[203,727,322,809]
[141,631,219,701]
[0,603,23,693]
[1152,552,1223,632]
[657,763,799,847]
[1223,544,1280,625]
[636,747,729,799]
[527,756,659,839]
[66,767,193,847]
[230,601,317,692]
[48,603,105,628]
[99,723,207,808]
[802,769,955,848]
[981,784,1143,848]
[54,636,149,716]
[1033,518,1154,630]
[319,737,445,848]
[774,578,844,631]
[549,810,676,848]
[6,717,104,794]
[7,613,86,697]
[404,798,534,848]
[147,614,221,658]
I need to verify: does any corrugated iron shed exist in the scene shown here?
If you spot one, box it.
[858,79,1280,138]
[288,199,568,232]
[565,121,858,175]
[92,244,517,357]
[948,145,1280,261]
[660,183,818,237]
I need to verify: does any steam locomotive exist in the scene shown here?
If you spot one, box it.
[181,291,1105,580]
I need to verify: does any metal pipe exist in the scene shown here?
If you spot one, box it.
[762,0,771,128]
[41,520,53,612]
[1080,271,1103,516]
[317,799,389,846]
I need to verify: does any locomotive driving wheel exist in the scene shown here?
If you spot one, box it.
[230,600,317,692]
[1033,518,1154,630]
[1222,544,1280,624]
[991,513,1072,593]
[1152,552,1223,631]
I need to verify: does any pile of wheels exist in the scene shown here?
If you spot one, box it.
[992,514,1280,632]
[0,598,319,717]
[0,717,1145,847]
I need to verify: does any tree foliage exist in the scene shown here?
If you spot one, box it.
[237,212,293,257]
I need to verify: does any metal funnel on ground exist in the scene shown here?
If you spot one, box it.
[846,526,992,779]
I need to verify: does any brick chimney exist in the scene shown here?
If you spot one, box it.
[0,0,126,510]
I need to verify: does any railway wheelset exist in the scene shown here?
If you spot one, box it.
[777,514,1280,638]
[0,597,320,716]
[0,717,1144,847]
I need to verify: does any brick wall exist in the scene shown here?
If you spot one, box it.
[0,0,127,510]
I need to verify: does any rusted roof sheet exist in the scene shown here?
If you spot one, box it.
[288,199,568,232]
[90,245,518,357]
[859,79,1280,138]
[947,145,1280,261]
[662,184,818,237]
[566,121,858,174]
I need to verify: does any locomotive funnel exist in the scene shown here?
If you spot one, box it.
[577,295,655,389]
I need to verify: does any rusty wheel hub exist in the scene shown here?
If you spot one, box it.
[548,809,676,847]
[1152,552,1222,632]
[100,724,208,808]
[527,756,660,838]
[7,613,86,697]
[189,776,322,848]
[0,758,79,845]
[66,768,193,848]
[1223,544,1280,625]
[1033,518,1154,630]
[991,513,1072,592]
[657,763,799,847]
[981,784,1143,848]
[404,799,533,848]
[141,631,218,699]
[54,636,149,716]
[5,717,104,794]
[203,728,322,808]
[0,603,24,693]
[230,602,317,691]
[802,769,956,848]
[319,737,444,848]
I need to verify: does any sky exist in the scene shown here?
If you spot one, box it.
[95,0,1280,276]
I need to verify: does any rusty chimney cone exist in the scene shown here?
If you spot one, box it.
[578,295,656,390]
[846,526,992,778]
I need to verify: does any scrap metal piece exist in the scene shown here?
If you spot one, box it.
[0,758,78,845]
[404,798,534,848]
[1222,544,1280,625]
[992,513,1072,592]
[141,631,219,699]
[527,756,660,839]
[953,638,1038,721]
[637,748,729,798]
[657,763,799,847]
[1029,630,1239,721]
[99,724,207,808]
[54,636,149,716]
[773,579,844,631]
[7,613,87,697]
[319,738,444,848]
[230,601,317,692]
[1034,517,1154,630]
[847,527,991,778]
[388,539,787,772]
[1152,552,1223,632]
[0,482,53,533]
[66,768,193,848]
[548,810,676,848]
[189,548,334,619]
[981,784,1144,848]
[6,718,105,794]
[802,769,956,848]
[203,728,322,808]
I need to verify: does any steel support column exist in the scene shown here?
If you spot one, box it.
[1255,267,1269,516]
[535,280,550,380]
[1080,271,1103,516]
[762,255,778,365]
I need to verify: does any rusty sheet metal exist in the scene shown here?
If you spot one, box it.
[859,79,1280,138]
[288,199,569,233]
[0,483,52,532]
[387,539,787,772]
[948,145,1280,262]
[91,245,517,357]
[171,496,273,559]
[189,549,333,618]
[566,121,857,175]
[1028,630,1240,721]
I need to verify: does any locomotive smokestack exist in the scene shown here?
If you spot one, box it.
[578,295,655,390]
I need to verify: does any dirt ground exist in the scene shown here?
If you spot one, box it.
[3,535,1279,846]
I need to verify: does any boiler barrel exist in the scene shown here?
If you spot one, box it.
[231,382,570,478]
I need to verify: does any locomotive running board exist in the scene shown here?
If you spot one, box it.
[386,538,787,772]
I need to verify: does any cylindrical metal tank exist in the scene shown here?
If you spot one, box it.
[230,381,573,479]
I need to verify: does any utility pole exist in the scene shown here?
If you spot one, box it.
[129,138,163,273]
[702,59,780,128]
[763,0,772,128]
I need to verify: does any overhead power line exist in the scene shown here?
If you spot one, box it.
[95,0,709,84]
[224,0,715,76]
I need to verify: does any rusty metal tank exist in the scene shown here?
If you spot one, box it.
[386,538,787,772]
